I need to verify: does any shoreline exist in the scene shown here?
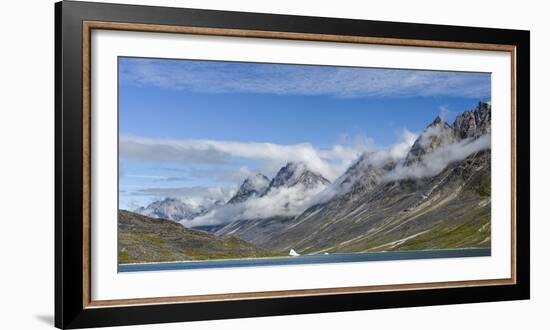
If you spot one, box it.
[119,247,491,267]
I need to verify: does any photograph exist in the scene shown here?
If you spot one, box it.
[117,57,492,272]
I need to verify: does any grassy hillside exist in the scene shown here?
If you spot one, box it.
[118,210,282,264]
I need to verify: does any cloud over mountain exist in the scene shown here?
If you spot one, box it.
[385,134,491,181]
[188,163,331,227]
[131,186,236,212]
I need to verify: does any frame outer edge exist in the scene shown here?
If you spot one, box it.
[57,1,88,328]
[54,1,63,328]
[516,30,530,299]
[55,1,530,328]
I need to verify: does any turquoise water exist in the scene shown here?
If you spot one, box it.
[118,248,490,273]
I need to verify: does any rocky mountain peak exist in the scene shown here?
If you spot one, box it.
[135,197,207,222]
[453,101,491,139]
[297,170,331,188]
[336,152,396,198]
[429,115,445,127]
[227,173,270,204]
[404,118,456,166]
[264,162,330,194]
[403,101,491,166]
[270,162,306,188]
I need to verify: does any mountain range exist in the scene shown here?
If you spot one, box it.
[126,101,491,261]
[135,197,210,222]
[136,160,331,223]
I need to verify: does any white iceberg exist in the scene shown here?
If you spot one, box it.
[289,249,300,257]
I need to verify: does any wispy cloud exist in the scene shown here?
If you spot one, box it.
[189,183,328,227]
[120,58,491,99]
[119,134,380,181]
[385,134,491,181]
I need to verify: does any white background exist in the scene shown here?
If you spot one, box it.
[0,0,546,329]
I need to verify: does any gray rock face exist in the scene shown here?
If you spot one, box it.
[227,173,270,204]
[454,111,478,139]
[338,154,395,198]
[262,162,330,196]
[404,101,491,166]
[404,116,457,166]
[454,101,491,138]
[215,215,295,247]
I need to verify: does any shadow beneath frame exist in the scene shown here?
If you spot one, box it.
[35,314,54,326]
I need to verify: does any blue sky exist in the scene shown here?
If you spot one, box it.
[118,57,490,210]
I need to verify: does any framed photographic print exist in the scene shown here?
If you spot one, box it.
[55,1,530,328]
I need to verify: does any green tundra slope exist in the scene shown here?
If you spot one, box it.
[118,210,281,264]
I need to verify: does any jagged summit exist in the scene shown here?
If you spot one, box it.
[404,102,491,166]
[227,173,270,204]
[263,162,330,195]
[270,162,307,188]
[429,115,445,127]
[453,101,491,139]
[135,197,208,222]
[405,120,456,166]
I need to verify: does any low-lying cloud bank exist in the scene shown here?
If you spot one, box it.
[187,183,327,227]
[385,134,491,181]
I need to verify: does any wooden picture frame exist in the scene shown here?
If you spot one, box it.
[55,1,530,328]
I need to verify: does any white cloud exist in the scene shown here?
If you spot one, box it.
[385,134,491,181]
[187,182,328,227]
[370,129,419,165]
[120,134,371,181]
[129,130,491,227]
[185,129,420,227]
[120,58,491,99]
[309,129,418,203]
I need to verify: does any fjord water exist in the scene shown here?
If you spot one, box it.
[119,248,490,273]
